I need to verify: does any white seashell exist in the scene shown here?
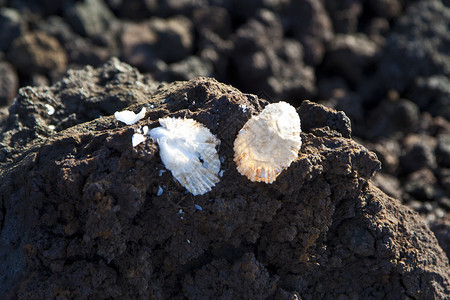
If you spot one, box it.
[114,107,146,125]
[233,101,301,184]
[149,117,221,196]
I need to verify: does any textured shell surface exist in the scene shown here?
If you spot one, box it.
[149,117,221,196]
[233,101,301,183]
[114,107,146,125]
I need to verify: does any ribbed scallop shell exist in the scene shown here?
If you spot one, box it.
[149,117,221,196]
[233,101,301,183]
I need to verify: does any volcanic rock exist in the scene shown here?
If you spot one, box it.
[0,60,448,299]
[0,7,23,52]
[7,30,68,77]
[0,61,19,106]
[379,0,450,93]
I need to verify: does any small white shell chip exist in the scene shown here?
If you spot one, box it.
[45,104,55,115]
[114,107,146,125]
[132,133,146,147]
[233,101,301,183]
[149,117,221,196]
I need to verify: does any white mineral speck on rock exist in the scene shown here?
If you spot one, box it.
[157,186,163,196]
[240,104,248,112]
[45,104,55,115]
[132,133,146,147]
[48,125,56,130]
[114,107,146,125]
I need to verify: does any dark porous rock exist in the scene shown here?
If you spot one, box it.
[409,76,450,120]
[198,32,233,81]
[430,214,450,259]
[365,17,390,46]
[400,134,437,174]
[404,168,437,201]
[281,0,333,65]
[437,134,450,168]
[150,0,205,17]
[324,0,362,34]
[193,6,232,39]
[162,56,213,82]
[379,0,450,93]
[0,106,8,123]
[232,10,315,102]
[299,99,351,138]
[193,6,233,81]
[321,91,363,133]
[24,73,50,88]
[365,138,401,174]
[325,34,379,84]
[368,0,402,19]
[317,76,348,100]
[7,30,68,78]
[104,0,154,20]
[0,7,24,52]
[63,0,118,44]
[438,169,450,196]
[0,61,19,106]
[121,16,193,70]
[429,116,450,138]
[366,98,420,139]
[37,16,111,67]
[0,58,158,162]
[183,253,278,298]
[0,61,449,299]
[371,172,402,200]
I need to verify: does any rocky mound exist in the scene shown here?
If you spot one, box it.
[0,60,448,299]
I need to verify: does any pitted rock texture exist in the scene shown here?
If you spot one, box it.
[0,58,158,163]
[0,61,449,299]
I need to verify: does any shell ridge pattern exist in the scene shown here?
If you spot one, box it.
[233,101,301,184]
[149,117,221,195]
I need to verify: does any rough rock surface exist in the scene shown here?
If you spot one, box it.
[0,58,158,163]
[0,0,449,277]
[0,60,449,299]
